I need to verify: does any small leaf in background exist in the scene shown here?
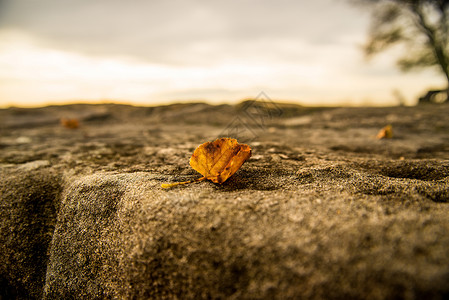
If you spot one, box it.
[162,138,252,188]
[61,118,80,129]
[376,125,393,139]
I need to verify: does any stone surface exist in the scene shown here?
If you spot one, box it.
[1,102,449,299]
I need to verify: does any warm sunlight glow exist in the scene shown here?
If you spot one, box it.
[0,30,445,107]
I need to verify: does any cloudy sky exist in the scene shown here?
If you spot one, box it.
[0,0,445,107]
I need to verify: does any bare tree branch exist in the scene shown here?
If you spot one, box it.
[354,0,449,101]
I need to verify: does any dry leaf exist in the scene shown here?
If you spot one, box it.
[190,137,252,183]
[162,138,251,188]
[61,118,80,129]
[376,125,393,139]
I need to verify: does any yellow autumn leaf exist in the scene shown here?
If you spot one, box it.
[190,137,252,183]
[376,125,393,139]
[162,138,251,188]
[60,118,80,129]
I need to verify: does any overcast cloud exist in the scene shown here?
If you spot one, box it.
[0,0,445,106]
[0,0,365,64]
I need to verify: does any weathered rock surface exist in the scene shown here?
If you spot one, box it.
[1,102,449,299]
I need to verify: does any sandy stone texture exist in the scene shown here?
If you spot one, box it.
[1,102,448,299]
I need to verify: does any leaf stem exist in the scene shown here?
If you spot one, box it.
[161,177,206,189]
